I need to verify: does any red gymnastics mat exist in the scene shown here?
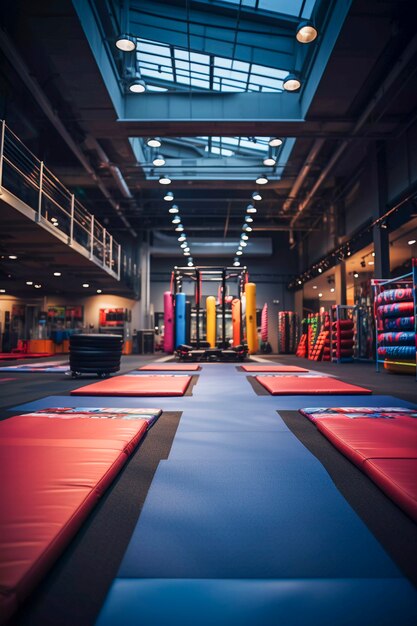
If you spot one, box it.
[0,416,148,622]
[0,352,54,360]
[71,374,192,397]
[255,375,372,395]
[241,364,309,373]
[139,363,200,371]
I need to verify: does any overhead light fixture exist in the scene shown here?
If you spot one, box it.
[245,216,253,223]
[147,137,161,148]
[169,204,179,214]
[164,191,174,201]
[256,174,268,185]
[159,175,171,185]
[178,234,186,242]
[175,224,184,232]
[236,250,243,256]
[312,285,317,289]
[283,72,301,92]
[153,154,165,166]
[380,221,388,229]
[0,288,5,293]
[53,221,59,227]
[318,292,323,297]
[252,191,262,201]
[184,247,190,253]
[184,251,190,256]
[180,242,188,249]
[97,289,102,294]
[233,260,240,266]
[296,20,318,44]
[240,240,248,247]
[172,216,181,224]
[82,283,90,288]
[26,281,33,285]
[297,280,302,285]
[34,284,42,289]
[246,204,257,214]
[53,272,61,277]
[8,255,17,260]
[245,226,253,232]
[263,156,276,167]
[330,287,335,293]
[187,260,194,267]
[368,261,374,266]
[268,138,283,148]
[408,239,416,245]
[353,272,359,278]
[115,34,136,52]
[318,267,323,274]
[241,234,249,241]
[128,77,146,93]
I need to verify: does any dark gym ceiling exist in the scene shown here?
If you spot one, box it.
[1,0,417,245]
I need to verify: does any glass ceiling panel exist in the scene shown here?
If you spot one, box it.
[136,38,285,93]
[205,0,317,19]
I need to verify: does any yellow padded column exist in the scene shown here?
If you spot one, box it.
[206,296,217,348]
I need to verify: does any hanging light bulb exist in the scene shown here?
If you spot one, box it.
[128,76,146,93]
[169,205,179,214]
[236,250,243,256]
[246,204,257,213]
[245,226,253,232]
[283,73,301,92]
[245,216,253,223]
[175,224,184,232]
[147,137,161,148]
[233,260,240,266]
[164,191,174,201]
[172,216,181,224]
[153,154,165,166]
[159,175,171,185]
[252,191,262,201]
[268,138,282,148]
[115,34,136,52]
[296,20,318,44]
[241,233,249,241]
[255,174,268,185]
[263,155,276,167]
[178,234,187,242]
[180,242,188,249]
[240,240,248,247]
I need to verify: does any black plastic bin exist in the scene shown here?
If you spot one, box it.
[69,333,123,378]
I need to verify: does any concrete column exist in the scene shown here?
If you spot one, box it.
[373,142,390,278]
[139,239,151,328]
[334,262,347,305]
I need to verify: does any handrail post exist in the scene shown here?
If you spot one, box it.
[37,161,44,222]
[109,234,113,271]
[0,120,5,190]
[117,244,121,281]
[69,193,75,245]
[103,227,107,266]
[90,214,94,259]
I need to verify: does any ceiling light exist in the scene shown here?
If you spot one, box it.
[408,239,416,245]
[53,272,61,277]
[115,34,136,52]
[0,289,5,293]
[318,268,323,274]
[353,272,359,278]
[128,78,146,93]
[372,252,375,256]
[297,280,302,285]
[164,191,174,201]
[187,260,194,267]
[184,247,190,253]
[283,72,301,92]
[51,217,58,223]
[318,292,323,297]
[241,233,249,240]
[368,261,374,266]
[34,284,42,289]
[82,283,89,288]
[233,260,240,266]
[172,216,181,224]
[236,250,243,256]
[180,242,188,249]
[246,204,257,213]
[245,216,253,223]
[240,240,248,247]
[256,174,268,185]
[252,191,262,201]
[245,226,253,232]
[53,221,59,227]
[380,222,388,229]
[169,205,179,213]
[159,175,171,185]
[184,251,190,256]
[312,285,317,289]
[26,281,33,285]
[178,235,186,242]
[268,138,283,148]
[175,225,184,232]
[296,20,318,44]
[97,289,102,294]
[153,154,165,167]
[330,287,335,293]
[147,137,161,148]
[263,156,276,166]
[8,255,17,259]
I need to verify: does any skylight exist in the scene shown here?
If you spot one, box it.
[136,38,287,93]
[204,0,317,19]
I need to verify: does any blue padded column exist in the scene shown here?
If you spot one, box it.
[175,293,186,348]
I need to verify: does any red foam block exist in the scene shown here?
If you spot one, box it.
[363,458,417,522]
[242,364,309,373]
[71,374,192,396]
[255,376,372,395]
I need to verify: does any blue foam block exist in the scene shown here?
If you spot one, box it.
[168,431,304,460]
[96,578,417,626]
[118,459,400,579]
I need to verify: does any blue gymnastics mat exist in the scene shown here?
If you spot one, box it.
[168,431,304,460]
[271,395,416,410]
[117,459,401,580]
[96,578,417,626]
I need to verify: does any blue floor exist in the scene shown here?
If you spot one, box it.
[10,363,417,624]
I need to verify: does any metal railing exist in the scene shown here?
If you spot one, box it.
[0,120,121,280]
